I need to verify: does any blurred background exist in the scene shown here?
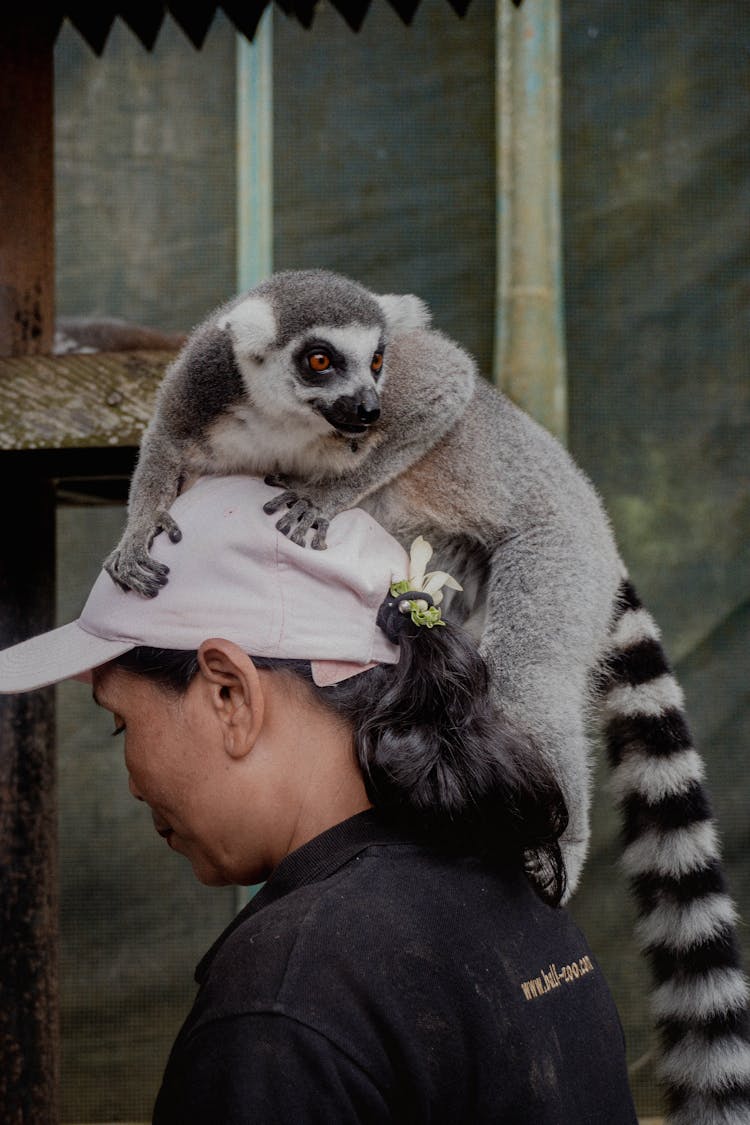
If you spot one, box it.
[52,2,749,1119]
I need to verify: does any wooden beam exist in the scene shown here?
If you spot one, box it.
[0,462,58,1124]
[0,351,173,451]
[0,13,56,357]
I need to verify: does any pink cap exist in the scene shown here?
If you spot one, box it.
[0,476,408,693]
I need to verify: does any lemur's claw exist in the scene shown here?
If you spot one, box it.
[264,485,327,549]
[263,491,296,516]
[274,511,295,536]
[311,520,329,551]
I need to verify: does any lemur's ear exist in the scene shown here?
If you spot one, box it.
[218,297,277,358]
[376,293,431,336]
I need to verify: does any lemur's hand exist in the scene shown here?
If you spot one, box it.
[263,476,330,550]
[103,512,183,597]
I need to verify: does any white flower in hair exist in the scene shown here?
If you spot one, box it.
[388,536,463,630]
[407,535,463,607]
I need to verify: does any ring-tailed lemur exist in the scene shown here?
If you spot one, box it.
[106,270,750,1124]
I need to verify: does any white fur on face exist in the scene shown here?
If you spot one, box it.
[234,321,385,420]
[290,322,385,397]
[218,297,277,358]
[202,321,386,480]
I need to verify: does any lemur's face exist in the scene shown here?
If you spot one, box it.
[289,323,385,436]
[219,298,388,440]
[218,276,429,444]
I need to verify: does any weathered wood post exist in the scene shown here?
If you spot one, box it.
[495,0,566,443]
[0,10,60,1124]
[0,11,56,355]
[0,463,58,1125]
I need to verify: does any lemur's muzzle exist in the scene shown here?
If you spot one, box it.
[318,390,381,435]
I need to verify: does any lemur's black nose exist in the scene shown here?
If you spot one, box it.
[318,389,381,434]
[357,402,380,425]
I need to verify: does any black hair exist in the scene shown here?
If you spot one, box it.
[112,623,568,905]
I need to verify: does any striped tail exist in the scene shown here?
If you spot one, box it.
[600,579,750,1125]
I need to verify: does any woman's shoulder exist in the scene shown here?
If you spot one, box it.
[178,836,633,1118]
[205,838,559,1008]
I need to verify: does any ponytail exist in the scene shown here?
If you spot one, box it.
[317,623,568,905]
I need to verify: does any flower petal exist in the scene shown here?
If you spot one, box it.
[423,570,463,597]
[408,536,433,587]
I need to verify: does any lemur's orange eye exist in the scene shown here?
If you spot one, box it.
[371,352,384,373]
[308,352,332,373]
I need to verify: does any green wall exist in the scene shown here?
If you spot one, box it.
[55,13,237,331]
[563,4,750,1112]
[273,0,496,374]
[52,2,750,1120]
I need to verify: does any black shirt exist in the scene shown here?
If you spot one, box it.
[154,811,638,1124]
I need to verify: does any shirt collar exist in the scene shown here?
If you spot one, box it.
[195,808,410,982]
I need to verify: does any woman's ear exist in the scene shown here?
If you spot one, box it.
[196,639,265,759]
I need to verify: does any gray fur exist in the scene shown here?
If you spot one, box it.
[107,270,750,1122]
[257,336,625,893]
[246,268,386,346]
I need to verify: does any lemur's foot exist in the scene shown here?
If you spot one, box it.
[103,512,182,597]
[262,476,329,549]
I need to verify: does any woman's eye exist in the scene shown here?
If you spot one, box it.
[112,720,126,737]
[308,352,332,373]
[371,352,384,374]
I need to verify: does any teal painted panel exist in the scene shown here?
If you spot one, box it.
[496,0,566,438]
[237,9,273,291]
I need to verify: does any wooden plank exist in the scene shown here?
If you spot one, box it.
[0,352,173,451]
[0,14,55,356]
[0,464,58,1124]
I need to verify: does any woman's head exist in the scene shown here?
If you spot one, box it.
[92,638,371,887]
[102,620,569,904]
[0,474,568,902]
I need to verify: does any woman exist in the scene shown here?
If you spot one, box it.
[0,475,637,1123]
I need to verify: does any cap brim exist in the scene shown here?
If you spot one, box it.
[0,621,134,694]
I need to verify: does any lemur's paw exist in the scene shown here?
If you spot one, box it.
[103,522,177,598]
[523,848,560,901]
[262,479,329,550]
[104,548,169,598]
